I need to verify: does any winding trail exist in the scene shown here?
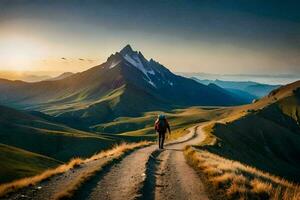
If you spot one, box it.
[3,124,209,200]
[80,124,208,200]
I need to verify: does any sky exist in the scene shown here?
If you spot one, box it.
[0,0,300,77]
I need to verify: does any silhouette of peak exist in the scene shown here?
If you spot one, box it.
[120,44,135,56]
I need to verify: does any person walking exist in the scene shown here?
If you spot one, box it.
[154,114,171,149]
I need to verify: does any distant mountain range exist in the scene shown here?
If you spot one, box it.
[0,45,246,129]
[191,78,280,102]
[180,72,300,85]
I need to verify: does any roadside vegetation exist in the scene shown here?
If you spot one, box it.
[185,146,300,200]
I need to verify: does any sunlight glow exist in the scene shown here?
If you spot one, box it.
[0,35,47,71]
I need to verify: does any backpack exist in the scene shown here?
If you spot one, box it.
[156,119,167,132]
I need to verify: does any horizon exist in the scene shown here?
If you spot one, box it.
[1,69,299,86]
[0,43,300,85]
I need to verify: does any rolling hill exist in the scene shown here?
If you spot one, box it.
[91,106,235,136]
[0,45,246,129]
[0,143,61,184]
[0,105,119,162]
[201,80,300,182]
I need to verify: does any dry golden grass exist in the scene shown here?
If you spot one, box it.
[54,167,98,200]
[184,146,300,200]
[0,158,83,198]
[0,141,151,198]
[251,179,272,195]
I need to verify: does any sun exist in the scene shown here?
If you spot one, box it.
[0,35,46,71]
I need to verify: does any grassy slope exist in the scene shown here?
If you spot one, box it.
[0,143,61,184]
[197,81,300,182]
[0,105,120,162]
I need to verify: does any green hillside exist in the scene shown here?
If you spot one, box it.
[0,105,119,161]
[0,143,61,184]
[201,82,300,182]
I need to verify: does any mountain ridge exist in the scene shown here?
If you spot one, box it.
[191,77,280,99]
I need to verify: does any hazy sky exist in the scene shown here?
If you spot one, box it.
[0,0,300,75]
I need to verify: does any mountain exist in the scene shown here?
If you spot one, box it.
[204,80,300,182]
[46,72,75,81]
[0,45,246,129]
[225,88,257,103]
[245,83,280,98]
[192,77,280,100]
[191,78,258,103]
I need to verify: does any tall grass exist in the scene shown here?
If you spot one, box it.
[0,141,151,198]
[184,146,300,200]
[0,158,82,198]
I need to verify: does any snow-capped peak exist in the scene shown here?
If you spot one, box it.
[112,45,175,88]
[119,45,157,87]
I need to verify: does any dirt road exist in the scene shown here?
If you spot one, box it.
[79,125,209,200]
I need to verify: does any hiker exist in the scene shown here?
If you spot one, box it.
[154,114,171,149]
